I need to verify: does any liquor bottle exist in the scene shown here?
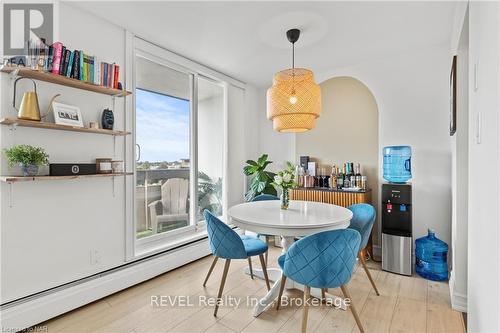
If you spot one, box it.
[355,163,362,187]
[343,164,350,188]
[337,166,344,189]
[329,164,337,188]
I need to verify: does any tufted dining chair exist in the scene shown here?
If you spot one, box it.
[251,194,279,265]
[347,203,380,295]
[202,210,271,316]
[276,228,364,333]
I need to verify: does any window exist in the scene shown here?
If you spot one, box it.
[135,88,191,238]
[133,43,226,253]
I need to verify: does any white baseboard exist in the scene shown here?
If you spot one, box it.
[449,270,468,312]
[1,239,211,332]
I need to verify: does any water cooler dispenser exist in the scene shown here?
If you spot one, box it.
[381,183,412,276]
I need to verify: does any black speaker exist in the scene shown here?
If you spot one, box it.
[101,108,114,130]
[50,163,97,176]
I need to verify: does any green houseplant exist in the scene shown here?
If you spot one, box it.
[243,154,277,201]
[3,144,49,176]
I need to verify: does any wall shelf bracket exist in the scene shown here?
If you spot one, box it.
[9,123,18,132]
[8,182,14,208]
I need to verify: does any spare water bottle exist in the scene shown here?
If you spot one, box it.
[383,146,412,183]
[415,229,449,281]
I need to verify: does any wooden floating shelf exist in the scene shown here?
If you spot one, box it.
[0,66,131,97]
[0,172,133,183]
[0,117,130,136]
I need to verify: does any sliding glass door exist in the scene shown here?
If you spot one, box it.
[133,49,225,251]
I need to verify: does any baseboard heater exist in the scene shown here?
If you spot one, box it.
[1,236,209,309]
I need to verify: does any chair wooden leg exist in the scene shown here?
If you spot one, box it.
[259,254,271,291]
[302,286,311,333]
[214,259,231,317]
[203,256,218,287]
[359,250,380,296]
[247,257,254,279]
[265,236,270,265]
[340,285,365,333]
[276,274,287,310]
[321,288,327,302]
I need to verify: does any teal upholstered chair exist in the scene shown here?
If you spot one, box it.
[347,203,380,295]
[251,194,279,265]
[202,210,270,316]
[276,229,364,333]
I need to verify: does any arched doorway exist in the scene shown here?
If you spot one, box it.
[295,76,380,245]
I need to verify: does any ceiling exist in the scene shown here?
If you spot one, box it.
[72,1,456,87]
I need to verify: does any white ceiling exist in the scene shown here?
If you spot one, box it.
[72,1,456,87]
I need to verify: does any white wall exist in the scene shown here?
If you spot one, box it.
[449,6,469,312]
[467,2,500,331]
[1,2,127,303]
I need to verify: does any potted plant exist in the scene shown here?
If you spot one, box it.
[243,154,277,201]
[3,144,49,176]
[271,162,297,210]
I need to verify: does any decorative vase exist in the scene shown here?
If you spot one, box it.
[21,164,39,176]
[280,188,290,210]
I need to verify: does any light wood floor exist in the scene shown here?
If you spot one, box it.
[42,247,465,333]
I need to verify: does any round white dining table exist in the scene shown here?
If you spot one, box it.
[227,200,353,316]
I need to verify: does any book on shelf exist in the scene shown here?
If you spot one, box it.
[51,42,63,74]
[6,38,122,91]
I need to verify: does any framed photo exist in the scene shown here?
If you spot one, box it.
[52,102,84,127]
[450,55,457,136]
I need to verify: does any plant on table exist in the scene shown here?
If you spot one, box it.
[271,161,297,210]
[243,154,277,201]
[3,144,49,176]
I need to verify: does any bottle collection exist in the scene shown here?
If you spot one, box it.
[296,162,367,191]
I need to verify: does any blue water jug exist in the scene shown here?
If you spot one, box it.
[383,146,412,183]
[415,229,448,281]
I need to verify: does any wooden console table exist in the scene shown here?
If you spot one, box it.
[290,187,374,257]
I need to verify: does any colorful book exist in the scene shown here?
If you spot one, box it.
[89,56,94,84]
[79,50,84,81]
[95,58,101,85]
[51,42,63,74]
[59,46,66,75]
[71,50,79,79]
[62,49,70,76]
[103,63,108,87]
[46,45,53,72]
[113,64,119,89]
[66,51,74,77]
[82,53,90,82]
[108,63,113,88]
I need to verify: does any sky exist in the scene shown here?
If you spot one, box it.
[136,88,190,163]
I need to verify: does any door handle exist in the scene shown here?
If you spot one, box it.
[136,144,141,161]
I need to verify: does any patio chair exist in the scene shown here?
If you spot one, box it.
[148,178,189,233]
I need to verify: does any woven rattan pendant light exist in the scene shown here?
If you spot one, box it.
[267,29,321,132]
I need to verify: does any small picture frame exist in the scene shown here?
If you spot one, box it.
[53,102,84,127]
[450,55,457,136]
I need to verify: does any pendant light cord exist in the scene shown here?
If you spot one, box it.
[292,42,295,69]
